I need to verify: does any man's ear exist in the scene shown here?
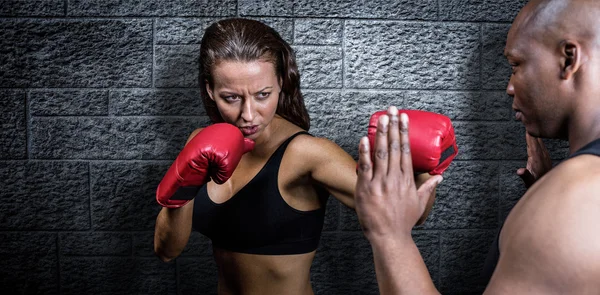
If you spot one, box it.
[560,40,582,80]
[205,80,215,101]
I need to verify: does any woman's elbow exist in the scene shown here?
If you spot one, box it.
[154,245,179,263]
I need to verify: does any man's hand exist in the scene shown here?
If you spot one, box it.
[517,132,552,188]
[355,106,443,242]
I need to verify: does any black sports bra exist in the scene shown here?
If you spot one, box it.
[191,131,329,255]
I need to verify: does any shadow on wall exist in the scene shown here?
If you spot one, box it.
[0,14,210,295]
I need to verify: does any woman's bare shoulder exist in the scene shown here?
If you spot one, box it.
[186,128,204,144]
[285,133,354,169]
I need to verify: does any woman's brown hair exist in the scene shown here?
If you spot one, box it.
[199,18,310,130]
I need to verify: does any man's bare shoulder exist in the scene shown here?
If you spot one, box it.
[492,154,600,293]
[544,154,600,197]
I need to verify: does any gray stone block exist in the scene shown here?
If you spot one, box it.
[109,89,204,116]
[252,18,295,44]
[440,230,496,294]
[306,90,511,134]
[133,232,156,256]
[423,161,499,229]
[453,121,526,160]
[0,0,64,16]
[0,19,152,87]
[0,232,58,295]
[156,18,220,45]
[311,232,378,294]
[345,21,481,90]
[544,138,570,160]
[303,90,366,158]
[0,90,26,159]
[0,161,89,230]
[178,257,218,294]
[68,0,236,16]
[293,0,437,20]
[403,91,513,121]
[90,162,168,230]
[60,257,176,295]
[482,24,512,90]
[413,231,441,285]
[30,89,108,116]
[60,232,131,256]
[322,196,340,231]
[156,17,293,45]
[305,90,439,157]
[295,46,343,89]
[31,117,207,160]
[295,19,343,45]
[154,45,201,88]
[440,0,527,21]
[339,204,361,231]
[499,161,527,223]
[239,0,293,16]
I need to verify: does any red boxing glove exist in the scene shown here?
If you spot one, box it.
[156,123,255,208]
[368,110,458,175]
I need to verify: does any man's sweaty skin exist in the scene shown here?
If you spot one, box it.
[354,1,600,294]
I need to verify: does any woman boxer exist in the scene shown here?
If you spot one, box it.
[153,18,450,295]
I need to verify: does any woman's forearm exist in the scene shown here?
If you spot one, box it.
[154,204,193,262]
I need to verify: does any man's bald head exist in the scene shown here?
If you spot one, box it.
[513,0,600,49]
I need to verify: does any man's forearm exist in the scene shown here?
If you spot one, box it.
[370,236,440,295]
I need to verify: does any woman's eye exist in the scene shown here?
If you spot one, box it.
[257,92,271,99]
[222,95,240,102]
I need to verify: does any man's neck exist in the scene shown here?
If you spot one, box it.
[567,106,600,153]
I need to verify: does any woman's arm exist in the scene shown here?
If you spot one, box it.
[289,136,357,209]
[294,136,438,216]
[153,128,202,262]
[154,202,195,262]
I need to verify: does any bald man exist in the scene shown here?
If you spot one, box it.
[354,0,600,294]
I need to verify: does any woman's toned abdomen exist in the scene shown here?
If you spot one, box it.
[213,247,316,295]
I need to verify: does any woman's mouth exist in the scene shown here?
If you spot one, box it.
[239,125,258,136]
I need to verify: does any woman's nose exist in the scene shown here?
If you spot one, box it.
[241,98,254,122]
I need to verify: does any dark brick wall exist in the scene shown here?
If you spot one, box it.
[0,1,568,294]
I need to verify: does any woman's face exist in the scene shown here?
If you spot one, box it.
[207,60,281,140]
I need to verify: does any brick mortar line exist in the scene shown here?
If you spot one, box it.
[322,228,499,233]
[0,15,514,24]
[3,86,512,92]
[152,19,156,89]
[106,90,112,117]
[88,162,93,231]
[25,90,31,160]
[0,230,161,233]
[31,115,205,119]
[437,230,442,285]
[56,233,62,295]
[480,23,484,90]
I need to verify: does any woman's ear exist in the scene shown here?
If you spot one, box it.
[560,40,582,80]
[205,81,215,101]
